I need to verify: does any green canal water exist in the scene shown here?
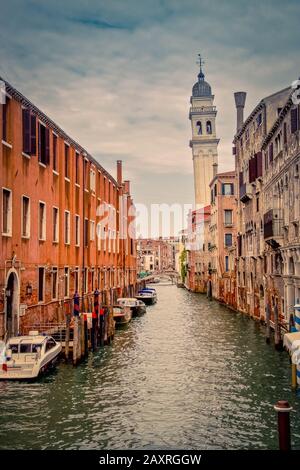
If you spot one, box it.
[0,284,299,450]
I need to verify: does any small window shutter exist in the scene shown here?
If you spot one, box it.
[22,109,31,154]
[291,108,298,134]
[30,114,36,155]
[45,128,50,164]
[38,123,41,161]
[269,143,273,163]
[256,151,262,178]
[283,122,287,144]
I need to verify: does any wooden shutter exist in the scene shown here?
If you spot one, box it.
[269,143,273,163]
[22,109,31,154]
[2,102,7,141]
[283,122,287,144]
[249,156,257,183]
[239,171,243,186]
[256,151,262,178]
[291,107,298,134]
[30,114,36,155]
[45,128,50,164]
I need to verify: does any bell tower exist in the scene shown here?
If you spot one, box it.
[189,55,219,207]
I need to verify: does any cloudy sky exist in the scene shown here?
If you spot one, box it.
[1,0,300,213]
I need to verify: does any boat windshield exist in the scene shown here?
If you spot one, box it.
[8,343,42,354]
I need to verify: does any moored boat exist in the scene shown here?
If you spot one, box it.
[0,331,62,380]
[117,298,146,317]
[113,305,132,327]
[135,288,157,305]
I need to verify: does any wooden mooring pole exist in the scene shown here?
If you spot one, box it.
[274,400,292,450]
[65,314,70,360]
[73,316,79,366]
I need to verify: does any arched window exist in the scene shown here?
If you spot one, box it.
[196,121,202,135]
[289,257,295,275]
[206,120,212,134]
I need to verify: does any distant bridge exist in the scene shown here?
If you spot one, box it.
[137,270,180,285]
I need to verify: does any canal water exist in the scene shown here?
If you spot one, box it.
[0,284,299,450]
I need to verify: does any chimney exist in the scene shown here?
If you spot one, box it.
[234,92,247,132]
[124,180,130,194]
[117,160,122,185]
[213,162,218,178]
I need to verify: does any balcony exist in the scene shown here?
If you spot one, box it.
[263,209,283,248]
[189,106,217,118]
[239,183,252,203]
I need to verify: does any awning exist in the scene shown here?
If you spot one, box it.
[283,331,300,353]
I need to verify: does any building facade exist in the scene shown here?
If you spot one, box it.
[262,92,300,328]
[208,171,237,307]
[233,86,291,322]
[0,78,137,340]
[137,237,178,274]
[189,57,219,207]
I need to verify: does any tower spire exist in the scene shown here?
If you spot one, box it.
[197,54,205,81]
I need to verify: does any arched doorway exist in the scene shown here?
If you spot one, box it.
[5,270,20,339]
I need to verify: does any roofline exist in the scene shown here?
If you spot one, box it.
[209,170,236,187]
[262,91,294,149]
[233,86,291,142]
[0,76,120,187]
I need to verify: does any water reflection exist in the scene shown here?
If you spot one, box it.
[0,285,299,449]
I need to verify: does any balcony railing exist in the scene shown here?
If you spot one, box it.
[239,183,252,203]
[189,106,217,116]
[263,209,283,246]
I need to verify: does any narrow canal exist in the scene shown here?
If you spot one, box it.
[0,285,299,450]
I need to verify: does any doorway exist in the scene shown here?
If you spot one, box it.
[5,271,19,338]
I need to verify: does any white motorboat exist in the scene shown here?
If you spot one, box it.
[113,305,132,327]
[135,288,157,305]
[117,298,146,317]
[0,331,62,380]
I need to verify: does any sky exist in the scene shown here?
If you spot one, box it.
[1,0,300,217]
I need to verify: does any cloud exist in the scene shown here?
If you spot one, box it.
[1,0,300,210]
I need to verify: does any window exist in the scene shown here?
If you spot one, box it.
[84,159,89,189]
[74,267,79,293]
[52,267,58,300]
[53,207,59,243]
[38,123,50,165]
[38,267,45,302]
[39,202,46,240]
[22,109,31,154]
[46,339,56,352]
[90,220,95,241]
[53,133,58,172]
[291,108,299,134]
[225,256,229,272]
[196,121,202,135]
[84,218,89,247]
[84,268,88,293]
[64,211,70,245]
[75,152,80,184]
[224,210,233,226]
[2,188,12,235]
[225,233,233,247]
[2,96,11,143]
[90,169,96,192]
[256,195,259,212]
[222,183,234,195]
[64,267,69,297]
[75,215,80,246]
[65,144,70,179]
[206,120,212,134]
[21,196,30,238]
[256,113,262,127]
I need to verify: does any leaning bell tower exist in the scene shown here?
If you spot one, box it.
[189,55,219,207]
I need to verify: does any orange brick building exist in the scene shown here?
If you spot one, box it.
[0,78,137,340]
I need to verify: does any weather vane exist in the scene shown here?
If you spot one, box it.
[196,54,205,73]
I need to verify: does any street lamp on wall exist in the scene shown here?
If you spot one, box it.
[26,283,32,296]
